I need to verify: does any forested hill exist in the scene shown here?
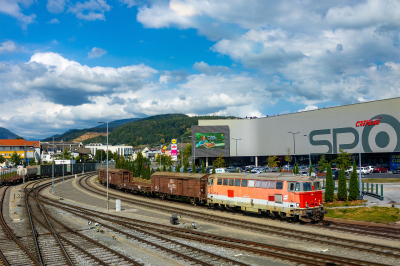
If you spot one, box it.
[0,127,20,139]
[82,114,235,146]
[42,117,141,142]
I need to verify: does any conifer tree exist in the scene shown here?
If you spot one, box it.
[162,164,166,172]
[176,164,181,173]
[168,166,172,172]
[249,167,251,173]
[201,161,205,173]
[348,160,360,201]
[212,164,216,174]
[184,163,188,172]
[337,165,347,201]
[325,165,334,202]
[295,163,299,174]
[309,164,313,176]
[146,165,151,179]
[141,163,146,179]
[278,166,282,172]
[236,168,240,173]
[156,167,160,172]
[151,168,155,174]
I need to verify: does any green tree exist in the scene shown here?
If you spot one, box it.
[201,161,205,173]
[151,168,155,175]
[178,143,192,166]
[75,155,81,164]
[156,167,160,172]
[294,163,299,174]
[0,154,5,164]
[168,166,172,172]
[285,148,292,169]
[214,153,225,168]
[317,155,328,172]
[176,164,181,173]
[335,149,352,170]
[212,164,216,174]
[325,165,334,202]
[160,155,172,167]
[10,152,21,165]
[94,150,106,162]
[348,160,360,201]
[278,166,282,172]
[183,163,188,172]
[308,164,313,176]
[162,164,166,172]
[266,155,279,169]
[337,166,347,201]
[236,168,240,173]
[146,164,151,179]
[141,163,146,178]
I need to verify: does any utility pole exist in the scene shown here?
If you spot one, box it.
[52,137,54,193]
[288,132,300,166]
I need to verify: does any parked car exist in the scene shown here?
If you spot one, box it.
[393,167,400,174]
[373,166,389,173]
[363,165,374,173]
[356,167,369,175]
[332,170,340,180]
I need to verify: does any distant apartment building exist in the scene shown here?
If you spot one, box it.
[85,143,133,159]
[0,139,40,162]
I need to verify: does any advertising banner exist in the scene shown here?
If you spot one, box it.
[390,153,400,171]
[195,133,225,149]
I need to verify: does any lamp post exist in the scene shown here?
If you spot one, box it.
[288,132,300,166]
[304,135,311,167]
[181,136,192,171]
[98,121,116,210]
[52,137,54,193]
[358,125,363,199]
[231,138,242,167]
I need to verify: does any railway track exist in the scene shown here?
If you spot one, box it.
[0,184,39,266]
[81,174,400,260]
[25,174,145,266]
[39,194,389,266]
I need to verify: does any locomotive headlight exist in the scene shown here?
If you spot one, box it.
[296,203,299,207]
[306,202,309,208]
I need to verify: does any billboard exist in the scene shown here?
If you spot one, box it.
[171,139,177,161]
[195,133,225,149]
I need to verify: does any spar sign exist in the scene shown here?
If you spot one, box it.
[171,138,178,161]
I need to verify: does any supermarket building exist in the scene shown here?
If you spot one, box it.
[192,97,400,171]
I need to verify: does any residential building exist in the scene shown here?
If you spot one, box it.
[0,139,40,163]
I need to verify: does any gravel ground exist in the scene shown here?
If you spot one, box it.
[35,175,400,266]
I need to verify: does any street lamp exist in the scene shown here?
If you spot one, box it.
[358,125,363,199]
[288,132,300,166]
[231,138,242,167]
[52,137,54,193]
[98,121,117,210]
[304,135,311,167]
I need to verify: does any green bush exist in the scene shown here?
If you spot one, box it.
[325,165,334,202]
[348,160,360,201]
[337,166,347,201]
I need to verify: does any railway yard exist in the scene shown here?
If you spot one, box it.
[0,172,400,266]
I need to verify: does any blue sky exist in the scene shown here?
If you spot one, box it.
[1,0,400,140]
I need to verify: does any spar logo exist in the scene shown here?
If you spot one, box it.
[356,117,381,127]
[310,114,400,153]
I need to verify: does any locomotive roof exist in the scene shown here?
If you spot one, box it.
[210,173,319,182]
[152,171,208,179]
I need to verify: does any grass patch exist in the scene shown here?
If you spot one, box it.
[363,178,400,183]
[326,206,400,223]
[324,200,367,208]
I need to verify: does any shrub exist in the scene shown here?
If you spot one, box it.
[337,165,347,201]
[348,160,360,201]
[325,165,334,202]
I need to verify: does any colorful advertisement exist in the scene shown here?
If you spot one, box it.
[171,139,177,161]
[390,153,400,171]
[195,133,225,149]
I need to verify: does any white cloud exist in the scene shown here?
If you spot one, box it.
[119,0,136,8]
[51,39,58,44]
[88,47,107,58]
[47,18,60,24]
[0,41,17,54]
[47,0,66,14]
[0,0,36,26]
[67,0,111,21]
[193,61,230,75]
[298,105,318,112]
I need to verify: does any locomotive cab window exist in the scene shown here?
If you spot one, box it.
[313,182,321,190]
[303,182,313,191]
[295,183,300,191]
[276,181,283,190]
[255,180,261,188]
[223,179,228,186]
[217,179,222,185]
[288,182,295,191]
[208,178,214,186]
[235,179,241,186]
[229,179,234,186]
[241,179,248,187]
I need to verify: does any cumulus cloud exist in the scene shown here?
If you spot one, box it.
[47,18,60,24]
[120,0,136,8]
[67,0,111,21]
[193,61,230,75]
[47,0,66,13]
[0,41,17,54]
[88,47,107,58]
[0,0,36,26]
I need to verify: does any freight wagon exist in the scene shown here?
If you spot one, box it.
[97,168,151,193]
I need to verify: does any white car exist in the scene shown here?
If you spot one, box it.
[356,167,369,175]
[364,166,374,173]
